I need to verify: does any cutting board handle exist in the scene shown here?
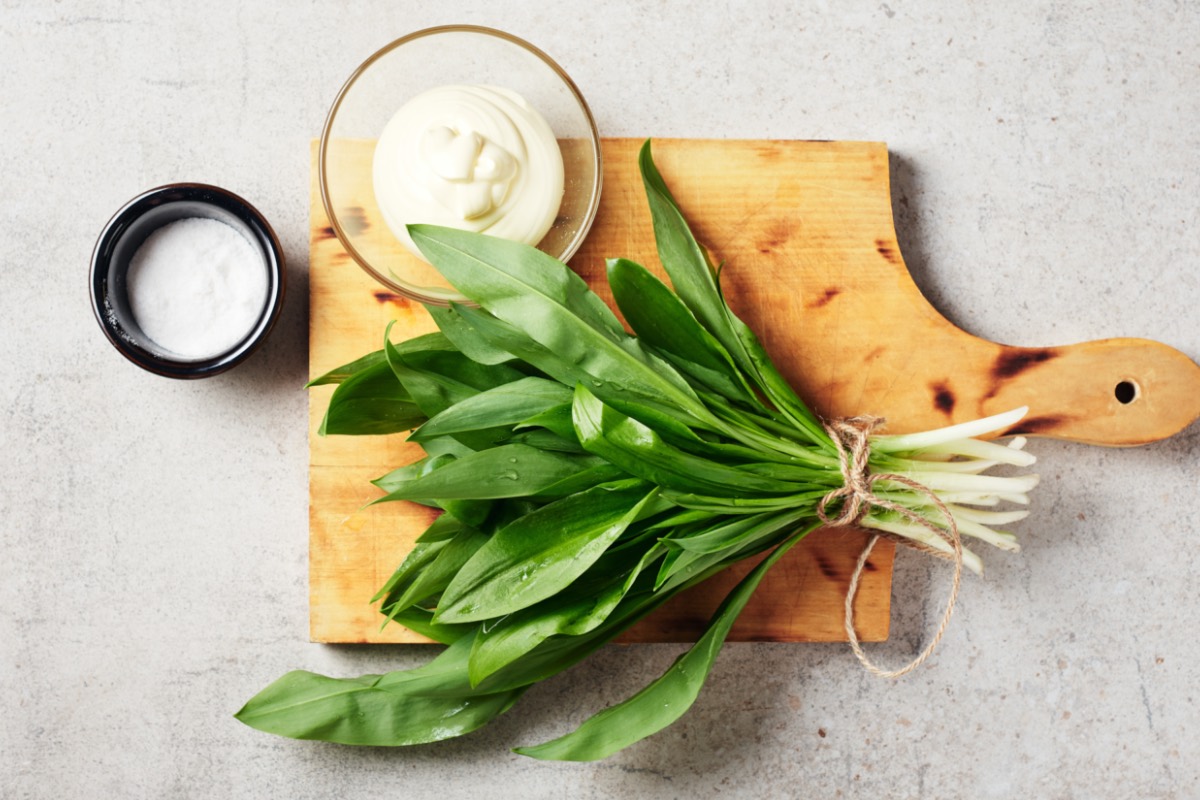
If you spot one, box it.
[967,337,1200,446]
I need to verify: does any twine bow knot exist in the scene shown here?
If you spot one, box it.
[817,416,964,679]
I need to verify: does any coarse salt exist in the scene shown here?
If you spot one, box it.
[126,217,268,359]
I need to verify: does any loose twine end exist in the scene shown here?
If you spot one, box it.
[817,416,964,680]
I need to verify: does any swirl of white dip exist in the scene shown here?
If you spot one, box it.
[372,85,565,260]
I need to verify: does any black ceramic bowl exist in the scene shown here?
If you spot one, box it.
[90,184,285,379]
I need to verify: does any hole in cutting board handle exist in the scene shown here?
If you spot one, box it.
[1115,380,1139,405]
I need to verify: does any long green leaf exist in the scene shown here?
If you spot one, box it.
[409,225,715,428]
[572,385,802,496]
[373,444,604,503]
[467,539,667,686]
[413,511,470,544]
[426,303,518,365]
[436,482,658,624]
[670,509,809,555]
[387,605,477,645]
[505,425,583,453]
[371,453,453,495]
[437,302,721,441]
[369,454,492,525]
[473,567,700,695]
[306,349,387,387]
[413,224,628,341]
[413,435,477,459]
[378,522,490,617]
[514,525,813,761]
[607,257,757,406]
[370,539,444,606]
[466,529,801,698]
[384,326,523,418]
[663,489,826,515]
[637,140,827,445]
[318,359,425,436]
[528,462,629,499]
[637,142,744,364]
[468,584,627,686]
[515,403,576,440]
[410,377,572,442]
[235,637,523,745]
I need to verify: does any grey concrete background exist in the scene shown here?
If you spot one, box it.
[2,2,1198,798]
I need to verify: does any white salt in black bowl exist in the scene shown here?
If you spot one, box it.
[90,184,286,379]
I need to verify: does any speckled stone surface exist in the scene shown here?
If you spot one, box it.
[2,2,1197,797]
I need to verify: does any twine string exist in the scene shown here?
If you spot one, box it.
[816,417,964,679]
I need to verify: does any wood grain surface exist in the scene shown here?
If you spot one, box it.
[308,137,1200,645]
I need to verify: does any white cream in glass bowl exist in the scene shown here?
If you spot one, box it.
[373,85,565,262]
[319,26,601,305]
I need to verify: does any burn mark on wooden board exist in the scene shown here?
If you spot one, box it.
[984,347,1060,400]
[992,347,1058,380]
[807,287,842,309]
[1004,415,1067,436]
[372,291,417,310]
[875,238,901,264]
[930,381,956,415]
[815,555,840,581]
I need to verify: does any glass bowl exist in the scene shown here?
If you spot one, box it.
[90,184,286,379]
[319,25,602,305]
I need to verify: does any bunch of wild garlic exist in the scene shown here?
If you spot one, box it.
[237,141,1036,760]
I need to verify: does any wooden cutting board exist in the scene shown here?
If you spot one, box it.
[308,138,1200,645]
